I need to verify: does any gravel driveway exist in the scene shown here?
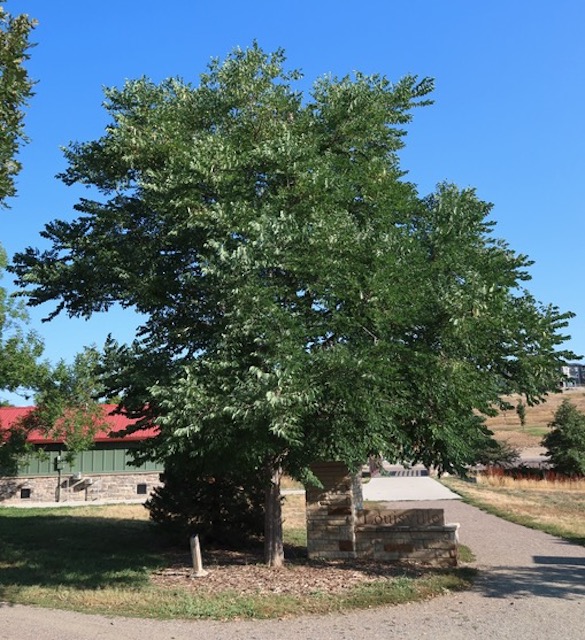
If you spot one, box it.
[2,498,585,640]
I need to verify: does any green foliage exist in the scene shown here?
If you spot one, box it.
[0,1,35,204]
[145,449,265,547]
[0,346,111,471]
[0,3,42,403]
[0,348,107,475]
[471,438,519,468]
[516,399,527,426]
[542,400,585,476]
[0,246,45,401]
[0,415,31,474]
[23,347,109,461]
[9,44,577,556]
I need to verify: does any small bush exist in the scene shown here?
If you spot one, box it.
[542,399,585,476]
[145,454,265,548]
[473,438,519,468]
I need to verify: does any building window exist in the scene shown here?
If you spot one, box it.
[136,483,148,495]
[20,488,31,499]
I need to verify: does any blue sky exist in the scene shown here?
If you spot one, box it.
[2,0,584,395]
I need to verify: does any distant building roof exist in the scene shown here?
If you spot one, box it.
[0,405,159,445]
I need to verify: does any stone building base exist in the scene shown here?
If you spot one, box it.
[0,472,162,504]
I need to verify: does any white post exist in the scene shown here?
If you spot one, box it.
[189,534,208,577]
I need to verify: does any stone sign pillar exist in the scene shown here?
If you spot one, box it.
[305,461,459,567]
[306,461,360,560]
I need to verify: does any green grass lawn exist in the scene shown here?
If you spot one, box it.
[0,503,474,619]
[0,506,163,594]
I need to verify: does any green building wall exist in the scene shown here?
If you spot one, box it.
[16,443,164,477]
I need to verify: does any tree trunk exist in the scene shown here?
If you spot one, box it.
[264,463,284,567]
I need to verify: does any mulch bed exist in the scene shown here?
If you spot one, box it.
[151,547,422,596]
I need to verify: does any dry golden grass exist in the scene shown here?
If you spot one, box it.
[478,473,585,492]
[47,493,306,529]
[444,476,585,542]
[486,388,585,449]
[64,503,151,520]
[281,475,305,490]
[42,494,309,535]
[282,492,307,530]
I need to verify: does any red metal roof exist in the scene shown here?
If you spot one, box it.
[0,405,159,444]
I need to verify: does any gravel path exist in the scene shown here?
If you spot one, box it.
[2,499,585,640]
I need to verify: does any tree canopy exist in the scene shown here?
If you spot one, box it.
[11,44,576,564]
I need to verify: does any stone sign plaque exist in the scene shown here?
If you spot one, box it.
[356,508,445,528]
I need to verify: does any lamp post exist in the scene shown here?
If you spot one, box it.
[54,452,63,502]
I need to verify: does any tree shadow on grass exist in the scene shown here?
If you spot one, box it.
[0,510,473,610]
[0,511,166,599]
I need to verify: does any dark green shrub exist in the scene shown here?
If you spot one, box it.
[474,438,519,468]
[542,400,585,476]
[145,453,266,548]
[0,421,32,475]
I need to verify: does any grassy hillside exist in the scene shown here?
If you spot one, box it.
[486,387,585,450]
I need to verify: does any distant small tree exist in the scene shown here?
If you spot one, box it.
[542,400,585,476]
[24,347,109,462]
[1,347,109,472]
[516,399,527,427]
[474,438,519,468]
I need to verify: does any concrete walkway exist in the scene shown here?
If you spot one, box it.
[362,475,461,501]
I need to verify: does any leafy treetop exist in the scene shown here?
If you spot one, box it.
[10,44,576,492]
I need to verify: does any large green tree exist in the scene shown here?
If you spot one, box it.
[0,2,40,402]
[12,44,575,565]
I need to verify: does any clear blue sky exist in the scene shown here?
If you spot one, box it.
[3,0,584,390]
